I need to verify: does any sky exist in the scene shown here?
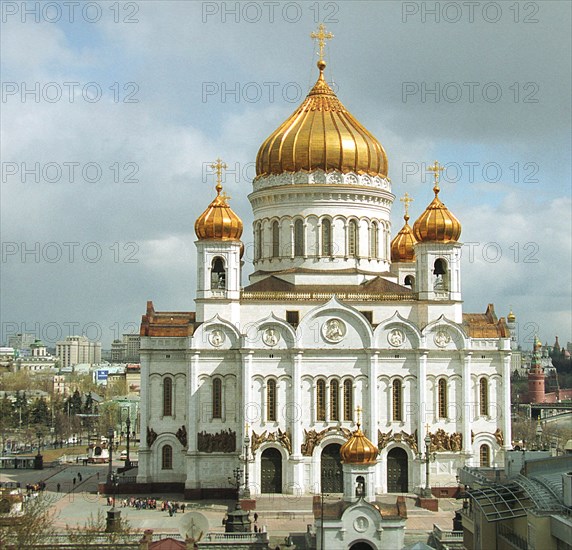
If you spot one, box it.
[1,0,571,350]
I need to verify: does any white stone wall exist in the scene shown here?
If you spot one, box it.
[139,297,511,493]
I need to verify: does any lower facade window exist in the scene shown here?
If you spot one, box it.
[162,444,173,470]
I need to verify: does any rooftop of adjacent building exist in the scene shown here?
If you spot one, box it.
[140,299,509,340]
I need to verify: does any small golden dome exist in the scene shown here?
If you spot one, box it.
[507,310,516,323]
[340,423,379,465]
[391,213,417,262]
[256,61,388,179]
[195,183,243,241]
[413,181,461,243]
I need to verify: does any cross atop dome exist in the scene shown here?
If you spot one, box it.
[310,23,334,64]
[210,157,227,194]
[400,192,414,221]
[427,160,445,194]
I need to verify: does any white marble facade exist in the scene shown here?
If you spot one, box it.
[137,51,513,497]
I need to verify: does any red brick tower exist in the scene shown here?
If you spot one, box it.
[528,336,545,403]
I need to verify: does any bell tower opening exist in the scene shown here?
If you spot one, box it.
[211,257,226,290]
[433,258,448,290]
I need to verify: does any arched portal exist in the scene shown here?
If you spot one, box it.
[260,448,282,493]
[387,447,408,493]
[321,443,343,493]
[350,542,375,550]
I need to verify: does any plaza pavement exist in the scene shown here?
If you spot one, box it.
[1,461,458,547]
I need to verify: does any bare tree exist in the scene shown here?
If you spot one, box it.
[0,493,56,548]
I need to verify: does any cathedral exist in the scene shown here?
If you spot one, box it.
[137,26,513,498]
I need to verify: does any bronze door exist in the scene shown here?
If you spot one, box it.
[321,443,343,493]
[387,447,408,493]
[261,448,282,493]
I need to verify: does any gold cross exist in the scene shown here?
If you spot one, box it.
[427,160,444,191]
[356,405,362,426]
[425,423,431,435]
[310,23,334,62]
[400,192,413,219]
[210,157,227,193]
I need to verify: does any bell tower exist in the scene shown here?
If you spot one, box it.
[194,159,243,323]
[413,161,462,306]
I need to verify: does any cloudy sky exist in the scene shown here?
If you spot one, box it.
[1,0,570,349]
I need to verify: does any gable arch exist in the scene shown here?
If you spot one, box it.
[374,311,422,349]
[297,296,373,349]
[423,315,468,350]
[191,315,241,350]
[243,313,297,349]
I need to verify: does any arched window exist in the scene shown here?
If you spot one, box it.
[479,378,489,417]
[348,220,358,256]
[330,380,339,421]
[316,380,326,421]
[255,223,262,260]
[392,379,402,422]
[321,219,332,256]
[272,221,280,258]
[433,258,448,290]
[438,379,448,419]
[370,221,378,258]
[479,444,490,467]
[163,377,172,417]
[434,258,447,275]
[294,219,304,256]
[404,275,415,289]
[267,379,277,422]
[212,378,222,419]
[343,380,353,421]
[162,444,173,470]
[211,257,226,289]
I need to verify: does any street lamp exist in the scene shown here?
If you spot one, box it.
[418,430,436,498]
[535,421,543,450]
[107,428,114,484]
[125,412,131,467]
[242,426,250,499]
[34,430,43,470]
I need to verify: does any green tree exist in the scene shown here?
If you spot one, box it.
[30,397,50,425]
[83,392,94,414]
[98,401,120,434]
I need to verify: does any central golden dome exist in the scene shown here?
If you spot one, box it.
[256,60,388,179]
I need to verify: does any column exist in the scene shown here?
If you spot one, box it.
[369,352,379,437]
[241,351,253,494]
[417,351,428,439]
[501,351,512,449]
[369,352,380,494]
[188,352,199,453]
[462,352,472,453]
[137,348,151,482]
[290,352,304,495]
[291,352,303,458]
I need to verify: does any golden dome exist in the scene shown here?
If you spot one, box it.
[507,310,516,323]
[195,183,243,241]
[391,212,417,262]
[413,164,461,243]
[256,60,388,179]
[340,422,379,465]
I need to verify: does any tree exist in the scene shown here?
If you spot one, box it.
[98,401,120,434]
[0,493,56,548]
[30,397,50,426]
[83,393,94,415]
